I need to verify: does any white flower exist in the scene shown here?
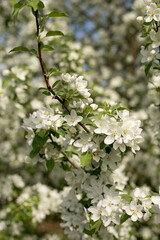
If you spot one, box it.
[102,149,121,170]
[140,46,156,63]
[144,0,153,5]
[151,188,160,208]
[104,119,121,145]
[50,114,63,129]
[101,206,120,227]
[74,133,93,152]
[133,187,149,200]
[150,29,160,48]
[94,115,110,134]
[64,110,83,126]
[102,186,121,210]
[61,73,77,82]
[92,148,106,162]
[136,16,144,23]
[123,201,143,222]
[11,66,28,81]
[88,201,103,221]
[75,76,91,98]
[142,198,152,212]
[144,3,160,22]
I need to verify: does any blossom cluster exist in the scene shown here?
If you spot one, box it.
[137,0,160,68]
[0,181,64,238]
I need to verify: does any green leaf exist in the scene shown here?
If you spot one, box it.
[52,80,61,88]
[10,46,29,53]
[120,212,130,224]
[81,118,96,127]
[30,49,38,56]
[41,43,55,51]
[120,194,133,203]
[85,106,93,113]
[30,131,49,159]
[50,140,61,151]
[46,30,64,37]
[80,151,92,167]
[48,68,63,77]
[42,91,51,96]
[90,218,101,231]
[149,208,157,214]
[48,10,69,18]
[13,0,26,22]
[38,1,44,9]
[145,61,152,76]
[26,0,40,11]
[150,191,159,196]
[46,158,55,172]
[39,87,47,91]
[83,228,96,237]
[57,128,66,137]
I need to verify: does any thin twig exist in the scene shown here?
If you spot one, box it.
[35,11,89,133]
[155,22,160,65]
[49,133,78,169]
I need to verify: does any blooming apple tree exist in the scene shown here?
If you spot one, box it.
[0,0,160,240]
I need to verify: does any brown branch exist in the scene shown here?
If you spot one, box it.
[35,11,89,133]
[155,22,160,65]
[49,134,78,169]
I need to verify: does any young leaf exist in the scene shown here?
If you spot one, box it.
[38,1,45,9]
[30,131,49,159]
[90,218,101,231]
[52,80,61,88]
[10,46,29,53]
[80,151,92,167]
[26,0,40,11]
[145,61,152,76]
[57,128,66,137]
[120,194,133,203]
[46,158,55,172]
[120,212,130,224]
[46,30,64,37]
[30,49,38,56]
[13,0,26,22]
[81,118,96,127]
[48,10,69,18]
[42,91,51,96]
[41,44,55,51]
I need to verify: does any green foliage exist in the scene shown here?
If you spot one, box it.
[47,10,69,18]
[10,46,30,53]
[40,42,55,51]
[26,0,44,11]
[120,194,133,203]
[81,118,96,127]
[90,218,101,231]
[42,91,51,96]
[30,130,49,159]
[141,22,152,38]
[83,218,101,237]
[46,30,64,37]
[48,68,64,76]
[13,0,26,22]
[80,151,92,167]
[145,61,153,76]
[52,80,61,88]
[46,158,55,172]
[120,212,130,224]
[9,46,38,56]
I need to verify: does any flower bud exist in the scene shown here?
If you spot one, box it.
[136,16,144,24]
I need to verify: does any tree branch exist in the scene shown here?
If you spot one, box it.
[35,11,89,133]
[49,133,78,169]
